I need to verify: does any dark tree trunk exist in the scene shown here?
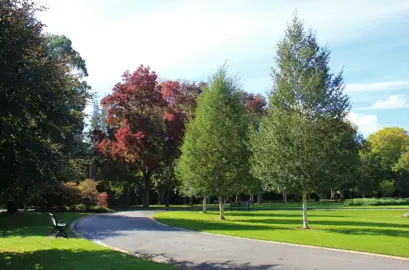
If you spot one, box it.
[7,201,18,213]
[340,190,345,200]
[126,185,131,207]
[189,197,193,208]
[257,184,262,204]
[143,172,151,208]
[165,187,170,208]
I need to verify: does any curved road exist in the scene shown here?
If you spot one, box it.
[72,211,409,270]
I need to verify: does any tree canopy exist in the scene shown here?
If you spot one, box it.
[176,66,252,219]
[251,15,357,228]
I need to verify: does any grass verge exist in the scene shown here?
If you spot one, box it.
[0,212,176,270]
[154,209,409,258]
[120,201,409,211]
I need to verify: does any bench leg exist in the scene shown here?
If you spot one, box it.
[58,228,68,238]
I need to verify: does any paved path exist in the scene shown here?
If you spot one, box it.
[73,211,409,270]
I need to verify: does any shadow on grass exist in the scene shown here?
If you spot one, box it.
[324,227,409,238]
[0,212,89,239]
[231,218,409,229]
[225,212,346,218]
[0,249,172,270]
[134,250,280,270]
[0,249,279,270]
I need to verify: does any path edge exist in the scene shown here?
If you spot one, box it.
[150,214,409,263]
[69,214,176,266]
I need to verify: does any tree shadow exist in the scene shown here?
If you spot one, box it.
[325,228,409,238]
[132,251,279,270]
[225,212,346,218]
[0,249,170,270]
[0,249,279,270]
[0,212,88,239]
[231,218,409,229]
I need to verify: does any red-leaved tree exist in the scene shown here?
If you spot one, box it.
[98,66,165,207]
[97,66,203,208]
[156,80,203,206]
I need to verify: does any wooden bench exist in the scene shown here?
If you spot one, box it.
[230,200,254,210]
[49,213,68,238]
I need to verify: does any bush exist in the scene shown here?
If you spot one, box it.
[74,203,87,211]
[380,180,395,197]
[76,179,99,206]
[344,197,409,206]
[88,206,113,213]
[97,192,108,208]
[30,179,109,211]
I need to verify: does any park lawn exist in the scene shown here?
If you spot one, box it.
[0,212,176,270]
[126,201,409,211]
[154,209,409,258]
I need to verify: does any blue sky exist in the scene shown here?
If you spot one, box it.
[38,0,409,136]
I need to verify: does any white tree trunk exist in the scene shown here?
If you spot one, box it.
[202,196,207,213]
[302,192,309,229]
[282,193,288,204]
[218,196,225,220]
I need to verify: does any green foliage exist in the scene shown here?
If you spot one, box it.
[344,198,409,206]
[176,65,252,201]
[380,180,396,197]
[252,15,355,197]
[360,128,409,196]
[30,179,106,211]
[0,0,92,207]
[366,127,408,171]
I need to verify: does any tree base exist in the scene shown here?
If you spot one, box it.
[7,201,18,213]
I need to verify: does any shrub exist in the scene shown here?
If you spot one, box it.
[74,203,87,211]
[380,180,395,197]
[76,179,99,206]
[344,197,409,206]
[97,192,108,208]
[88,206,113,213]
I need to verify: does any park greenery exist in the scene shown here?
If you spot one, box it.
[1,0,409,218]
[1,0,409,265]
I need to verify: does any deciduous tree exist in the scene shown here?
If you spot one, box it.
[176,65,252,219]
[252,15,353,228]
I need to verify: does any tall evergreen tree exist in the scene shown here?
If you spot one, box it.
[176,65,251,219]
[251,15,353,228]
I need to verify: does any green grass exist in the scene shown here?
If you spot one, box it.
[154,209,409,258]
[122,201,409,211]
[0,212,176,270]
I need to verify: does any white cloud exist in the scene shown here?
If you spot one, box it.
[347,112,379,135]
[36,0,409,99]
[345,80,409,93]
[371,95,409,109]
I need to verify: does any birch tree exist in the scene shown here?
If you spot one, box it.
[252,15,352,229]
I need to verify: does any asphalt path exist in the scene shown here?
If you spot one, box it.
[72,210,409,270]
